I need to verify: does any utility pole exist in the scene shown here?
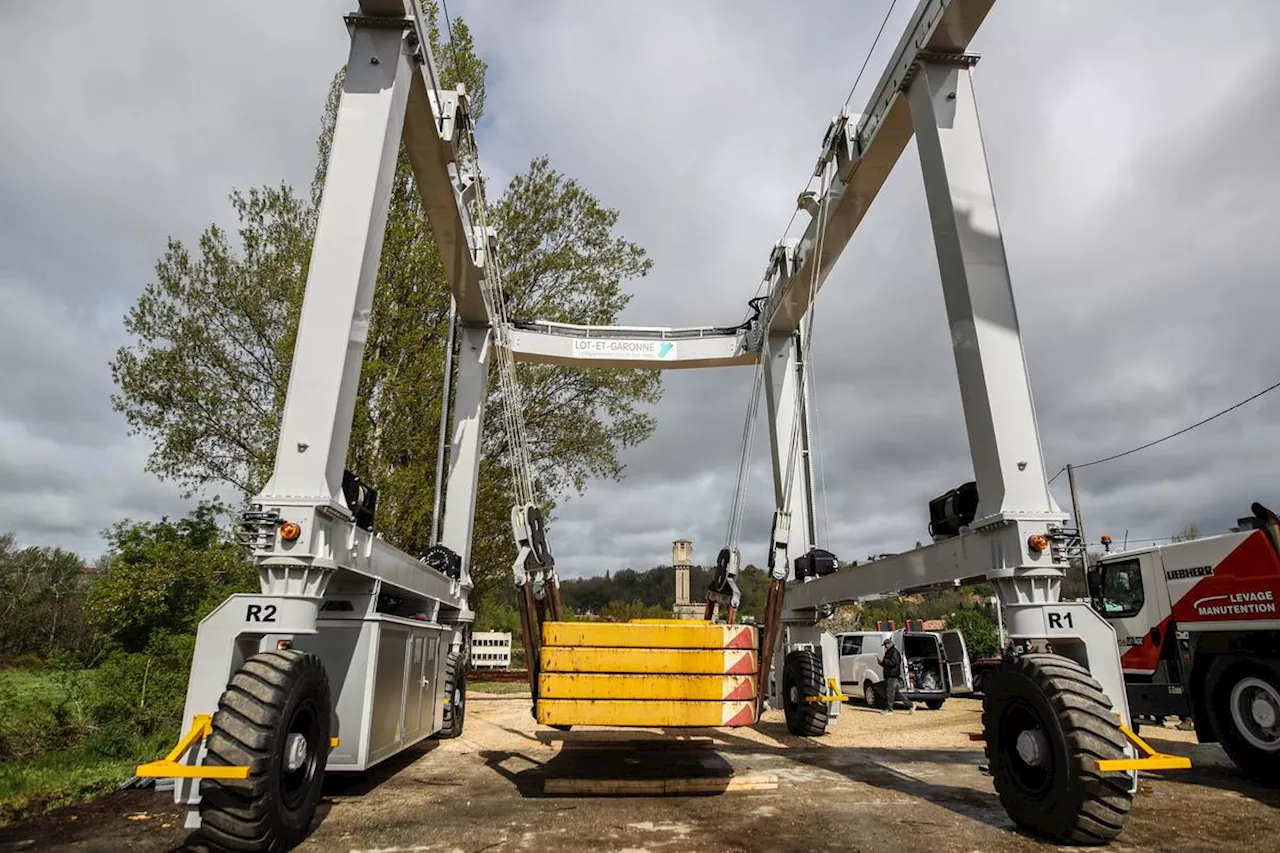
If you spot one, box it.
[1067,463,1089,575]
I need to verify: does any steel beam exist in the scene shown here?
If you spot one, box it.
[508,323,756,370]
[439,324,491,586]
[764,0,995,333]
[763,331,815,565]
[258,24,412,507]
[906,61,1059,524]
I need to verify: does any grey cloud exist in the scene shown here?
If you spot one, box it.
[3,1,1279,587]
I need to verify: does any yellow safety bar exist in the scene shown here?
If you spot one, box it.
[1096,724,1192,772]
[805,677,850,704]
[135,714,249,780]
[136,714,340,780]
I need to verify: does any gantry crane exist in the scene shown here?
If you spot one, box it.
[135,1,1189,850]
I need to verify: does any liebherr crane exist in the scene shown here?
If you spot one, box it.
[134,1,1189,850]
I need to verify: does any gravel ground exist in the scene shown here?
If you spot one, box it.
[2,693,1275,853]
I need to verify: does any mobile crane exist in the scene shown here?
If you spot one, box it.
[133,1,1190,850]
[1088,502,1280,782]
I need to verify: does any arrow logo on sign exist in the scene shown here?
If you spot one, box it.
[658,343,674,358]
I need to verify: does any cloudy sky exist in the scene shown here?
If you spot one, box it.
[2,1,1278,577]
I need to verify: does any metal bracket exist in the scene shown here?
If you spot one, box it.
[900,51,981,93]
[137,714,342,781]
[1098,724,1192,773]
[805,677,850,704]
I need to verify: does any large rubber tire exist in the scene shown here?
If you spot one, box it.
[781,649,829,736]
[437,649,467,739]
[1207,660,1280,784]
[983,653,1132,845]
[199,650,331,853]
[863,680,883,709]
[925,698,946,711]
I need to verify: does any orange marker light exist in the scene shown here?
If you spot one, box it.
[1027,533,1050,553]
[280,522,301,542]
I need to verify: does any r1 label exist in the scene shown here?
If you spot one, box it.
[1047,611,1075,630]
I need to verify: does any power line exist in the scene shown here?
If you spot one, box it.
[754,0,899,305]
[440,0,464,81]
[844,0,899,107]
[1048,376,1280,484]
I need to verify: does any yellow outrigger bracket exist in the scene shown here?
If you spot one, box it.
[806,677,850,704]
[136,714,249,780]
[136,714,341,780]
[1096,724,1192,772]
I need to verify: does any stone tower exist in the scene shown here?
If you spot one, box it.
[672,539,702,620]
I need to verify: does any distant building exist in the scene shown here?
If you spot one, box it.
[672,539,703,620]
[471,632,512,669]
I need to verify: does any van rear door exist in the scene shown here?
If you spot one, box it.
[940,630,973,694]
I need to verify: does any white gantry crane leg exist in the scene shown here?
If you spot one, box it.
[438,323,491,593]
[905,56,1131,718]
[147,9,488,845]
[761,326,843,718]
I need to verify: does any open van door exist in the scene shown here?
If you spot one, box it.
[940,630,973,694]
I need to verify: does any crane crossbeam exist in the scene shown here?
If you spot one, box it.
[763,0,994,333]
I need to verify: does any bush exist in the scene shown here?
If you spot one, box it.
[945,608,1000,659]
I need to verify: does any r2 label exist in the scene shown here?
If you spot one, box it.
[1047,611,1075,630]
[246,604,278,623]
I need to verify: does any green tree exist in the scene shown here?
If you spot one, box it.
[86,502,257,653]
[944,608,1000,659]
[1172,524,1201,543]
[0,534,92,663]
[110,4,661,614]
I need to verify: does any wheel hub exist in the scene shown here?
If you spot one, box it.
[1252,696,1277,729]
[1232,676,1280,750]
[284,732,309,772]
[1015,727,1048,767]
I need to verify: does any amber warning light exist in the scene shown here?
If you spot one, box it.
[1027,533,1049,553]
[280,522,301,541]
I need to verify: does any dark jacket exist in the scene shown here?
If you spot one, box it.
[880,644,903,679]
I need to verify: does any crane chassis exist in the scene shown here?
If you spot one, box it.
[134,1,1191,850]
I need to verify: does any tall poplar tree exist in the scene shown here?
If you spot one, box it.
[111,4,661,610]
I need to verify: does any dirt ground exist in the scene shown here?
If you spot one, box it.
[2,693,1277,853]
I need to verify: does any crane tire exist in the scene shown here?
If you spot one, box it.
[1207,659,1280,784]
[782,648,829,736]
[437,649,467,739]
[983,653,1132,845]
[199,649,331,853]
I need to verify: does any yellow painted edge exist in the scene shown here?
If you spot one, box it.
[136,760,250,780]
[805,677,849,703]
[1097,756,1191,772]
[1094,723,1191,772]
[537,699,754,727]
[540,673,756,701]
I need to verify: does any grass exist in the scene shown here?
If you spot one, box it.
[468,681,531,695]
[0,669,170,827]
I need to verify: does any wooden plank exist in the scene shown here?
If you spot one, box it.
[543,775,778,795]
[542,621,757,650]
[539,647,756,675]
[536,699,757,727]
[539,673,756,701]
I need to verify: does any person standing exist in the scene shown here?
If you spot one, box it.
[877,636,913,714]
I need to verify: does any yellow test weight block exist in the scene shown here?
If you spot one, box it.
[540,647,757,675]
[541,621,757,650]
[539,673,757,701]
[536,699,758,727]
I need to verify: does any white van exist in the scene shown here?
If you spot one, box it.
[836,628,973,710]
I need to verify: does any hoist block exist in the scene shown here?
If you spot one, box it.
[536,620,760,727]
